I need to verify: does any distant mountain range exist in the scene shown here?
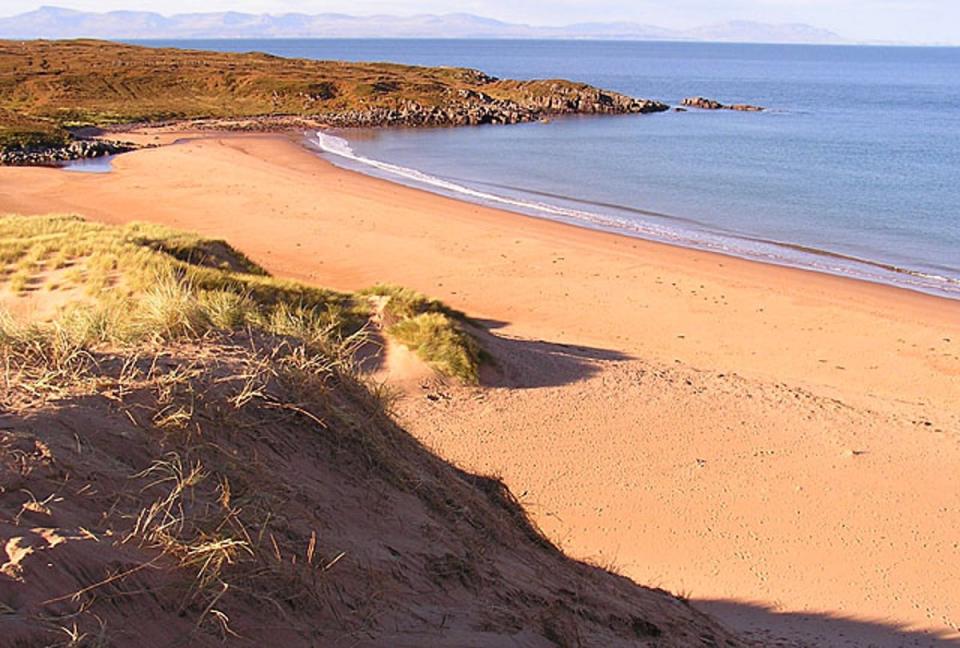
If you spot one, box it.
[0,6,848,44]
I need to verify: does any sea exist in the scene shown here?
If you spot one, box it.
[135,39,960,297]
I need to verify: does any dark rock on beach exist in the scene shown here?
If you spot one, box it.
[0,138,138,166]
[680,97,765,112]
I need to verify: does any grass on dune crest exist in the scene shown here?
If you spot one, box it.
[357,284,462,320]
[389,312,481,384]
[0,214,483,382]
[0,217,485,632]
[358,283,482,383]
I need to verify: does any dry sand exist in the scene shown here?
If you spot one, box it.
[2,131,958,646]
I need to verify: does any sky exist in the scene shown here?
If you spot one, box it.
[1,1,958,44]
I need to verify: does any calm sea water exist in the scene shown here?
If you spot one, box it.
[138,39,960,296]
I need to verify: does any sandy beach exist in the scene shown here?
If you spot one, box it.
[2,131,959,645]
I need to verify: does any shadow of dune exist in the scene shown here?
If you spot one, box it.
[471,317,511,330]
[352,324,387,375]
[1,341,744,648]
[694,598,959,648]
[471,325,632,389]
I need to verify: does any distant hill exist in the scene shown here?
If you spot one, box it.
[684,20,844,44]
[0,6,847,44]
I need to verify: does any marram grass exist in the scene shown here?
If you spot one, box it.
[0,214,483,382]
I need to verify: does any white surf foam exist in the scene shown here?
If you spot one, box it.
[314,131,685,240]
[312,131,960,298]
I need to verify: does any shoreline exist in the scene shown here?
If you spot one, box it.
[8,126,960,310]
[1,130,959,643]
[92,125,960,306]
[309,129,960,302]
[1,130,955,404]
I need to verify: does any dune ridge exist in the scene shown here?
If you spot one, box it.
[0,214,750,646]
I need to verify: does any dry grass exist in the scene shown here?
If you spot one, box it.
[0,214,483,382]
[0,332,392,643]
[0,216,481,641]
[0,251,412,639]
[0,305,482,645]
[0,39,639,150]
[0,218,481,613]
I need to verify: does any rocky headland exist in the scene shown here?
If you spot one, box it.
[0,39,669,166]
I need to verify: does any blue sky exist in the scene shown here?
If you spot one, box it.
[2,1,958,43]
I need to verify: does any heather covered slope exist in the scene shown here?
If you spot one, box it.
[0,215,746,647]
[0,39,667,154]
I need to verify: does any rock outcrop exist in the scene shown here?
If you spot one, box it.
[320,83,670,128]
[0,86,669,166]
[681,96,765,112]
[0,138,137,166]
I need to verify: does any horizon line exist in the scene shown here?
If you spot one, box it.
[2,6,958,48]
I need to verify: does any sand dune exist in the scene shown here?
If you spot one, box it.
[2,131,958,645]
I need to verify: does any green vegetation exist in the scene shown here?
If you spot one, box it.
[357,283,463,320]
[390,312,482,384]
[0,109,69,150]
[357,284,482,382]
[0,214,482,381]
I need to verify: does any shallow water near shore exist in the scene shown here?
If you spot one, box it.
[60,155,115,173]
[136,39,960,297]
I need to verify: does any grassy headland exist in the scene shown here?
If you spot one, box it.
[0,39,667,160]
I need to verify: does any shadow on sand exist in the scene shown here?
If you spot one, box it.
[354,318,632,389]
[473,324,632,389]
[352,321,956,647]
[694,598,958,648]
[352,324,388,375]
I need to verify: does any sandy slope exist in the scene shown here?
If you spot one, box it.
[395,330,960,647]
[3,336,748,647]
[2,131,959,645]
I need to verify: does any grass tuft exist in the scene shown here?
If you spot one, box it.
[389,312,481,384]
[137,274,213,340]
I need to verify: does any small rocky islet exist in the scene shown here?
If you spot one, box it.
[680,96,766,112]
